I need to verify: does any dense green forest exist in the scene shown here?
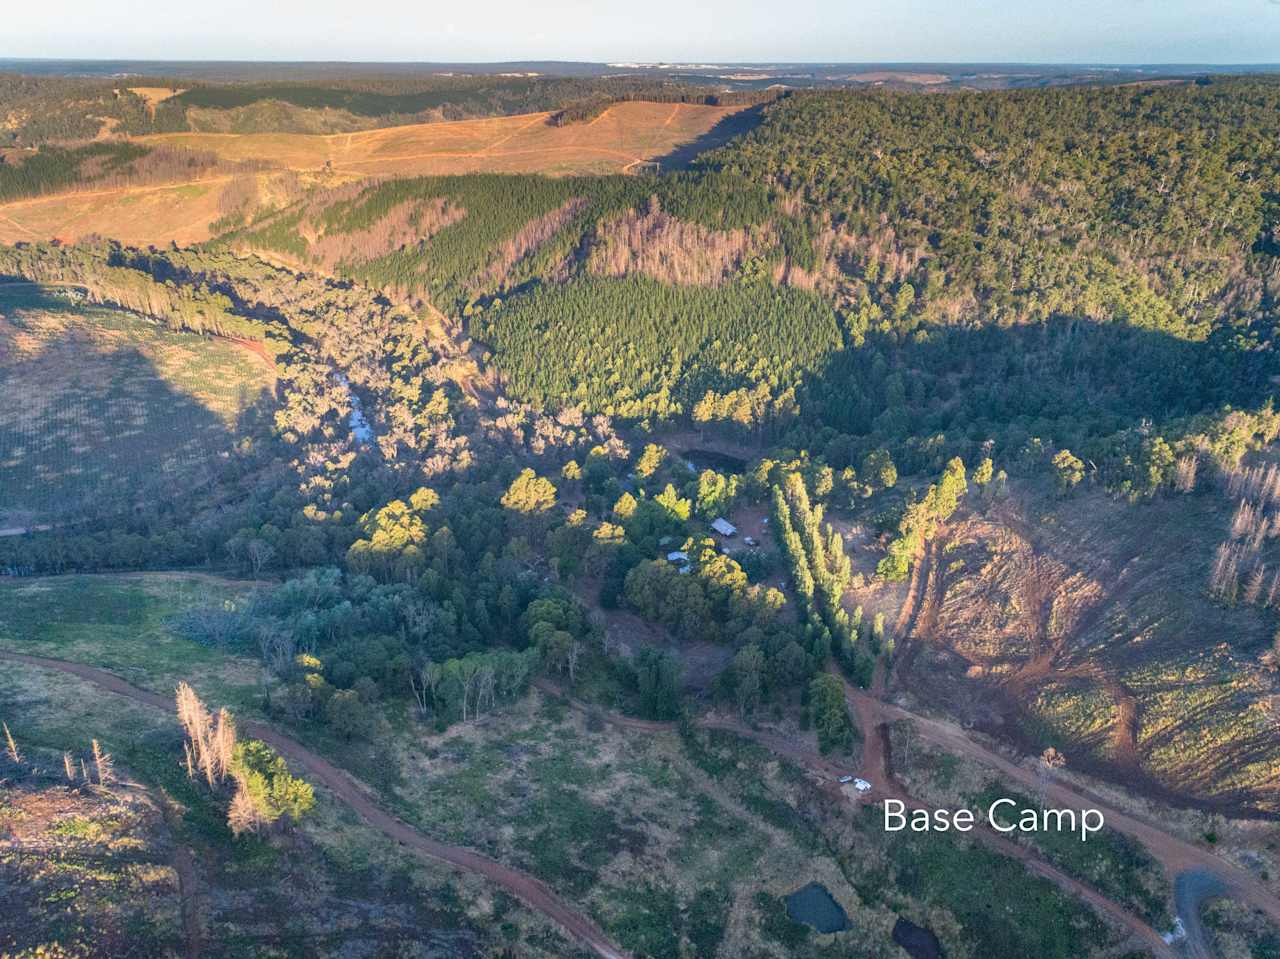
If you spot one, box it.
[0,74,171,144]
[175,75,762,123]
[0,143,147,202]
[701,79,1280,338]
[547,86,778,126]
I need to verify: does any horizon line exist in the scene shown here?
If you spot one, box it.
[2,56,1280,68]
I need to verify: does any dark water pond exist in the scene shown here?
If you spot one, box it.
[784,882,850,933]
[681,448,748,474]
[892,916,945,959]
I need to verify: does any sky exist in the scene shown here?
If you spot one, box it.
[4,0,1280,64]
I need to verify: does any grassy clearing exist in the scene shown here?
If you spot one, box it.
[0,289,273,523]
[0,573,266,710]
[0,177,228,245]
[889,719,1174,926]
[680,717,1129,958]
[968,782,1172,928]
[885,719,1170,951]
[855,809,1119,959]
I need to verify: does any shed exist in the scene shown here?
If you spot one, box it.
[666,551,690,563]
[711,518,737,537]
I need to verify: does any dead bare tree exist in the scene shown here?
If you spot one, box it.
[477,665,496,716]
[1244,564,1267,606]
[3,722,21,764]
[228,783,262,837]
[1268,571,1280,609]
[63,751,76,782]
[408,667,430,716]
[566,640,583,684]
[1174,453,1198,493]
[257,622,296,676]
[212,708,237,779]
[1209,543,1243,602]
[91,739,114,787]
[459,658,480,723]
[176,681,236,787]
[246,539,276,578]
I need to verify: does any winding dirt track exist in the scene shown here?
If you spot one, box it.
[171,841,202,959]
[0,649,630,959]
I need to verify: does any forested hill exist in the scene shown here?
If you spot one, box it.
[697,78,1280,339]
[210,77,1280,488]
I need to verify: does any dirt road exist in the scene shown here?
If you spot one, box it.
[0,649,631,959]
[172,841,203,959]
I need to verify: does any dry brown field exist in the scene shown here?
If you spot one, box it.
[0,101,743,247]
[135,100,745,177]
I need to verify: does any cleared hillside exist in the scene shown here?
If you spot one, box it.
[0,176,237,246]
[138,100,747,177]
[881,473,1280,817]
[0,284,274,526]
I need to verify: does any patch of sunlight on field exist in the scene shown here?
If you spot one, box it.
[0,657,172,758]
[1127,649,1277,794]
[1031,683,1118,750]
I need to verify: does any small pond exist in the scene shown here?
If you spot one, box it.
[784,882,850,934]
[892,917,945,959]
[681,448,748,475]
